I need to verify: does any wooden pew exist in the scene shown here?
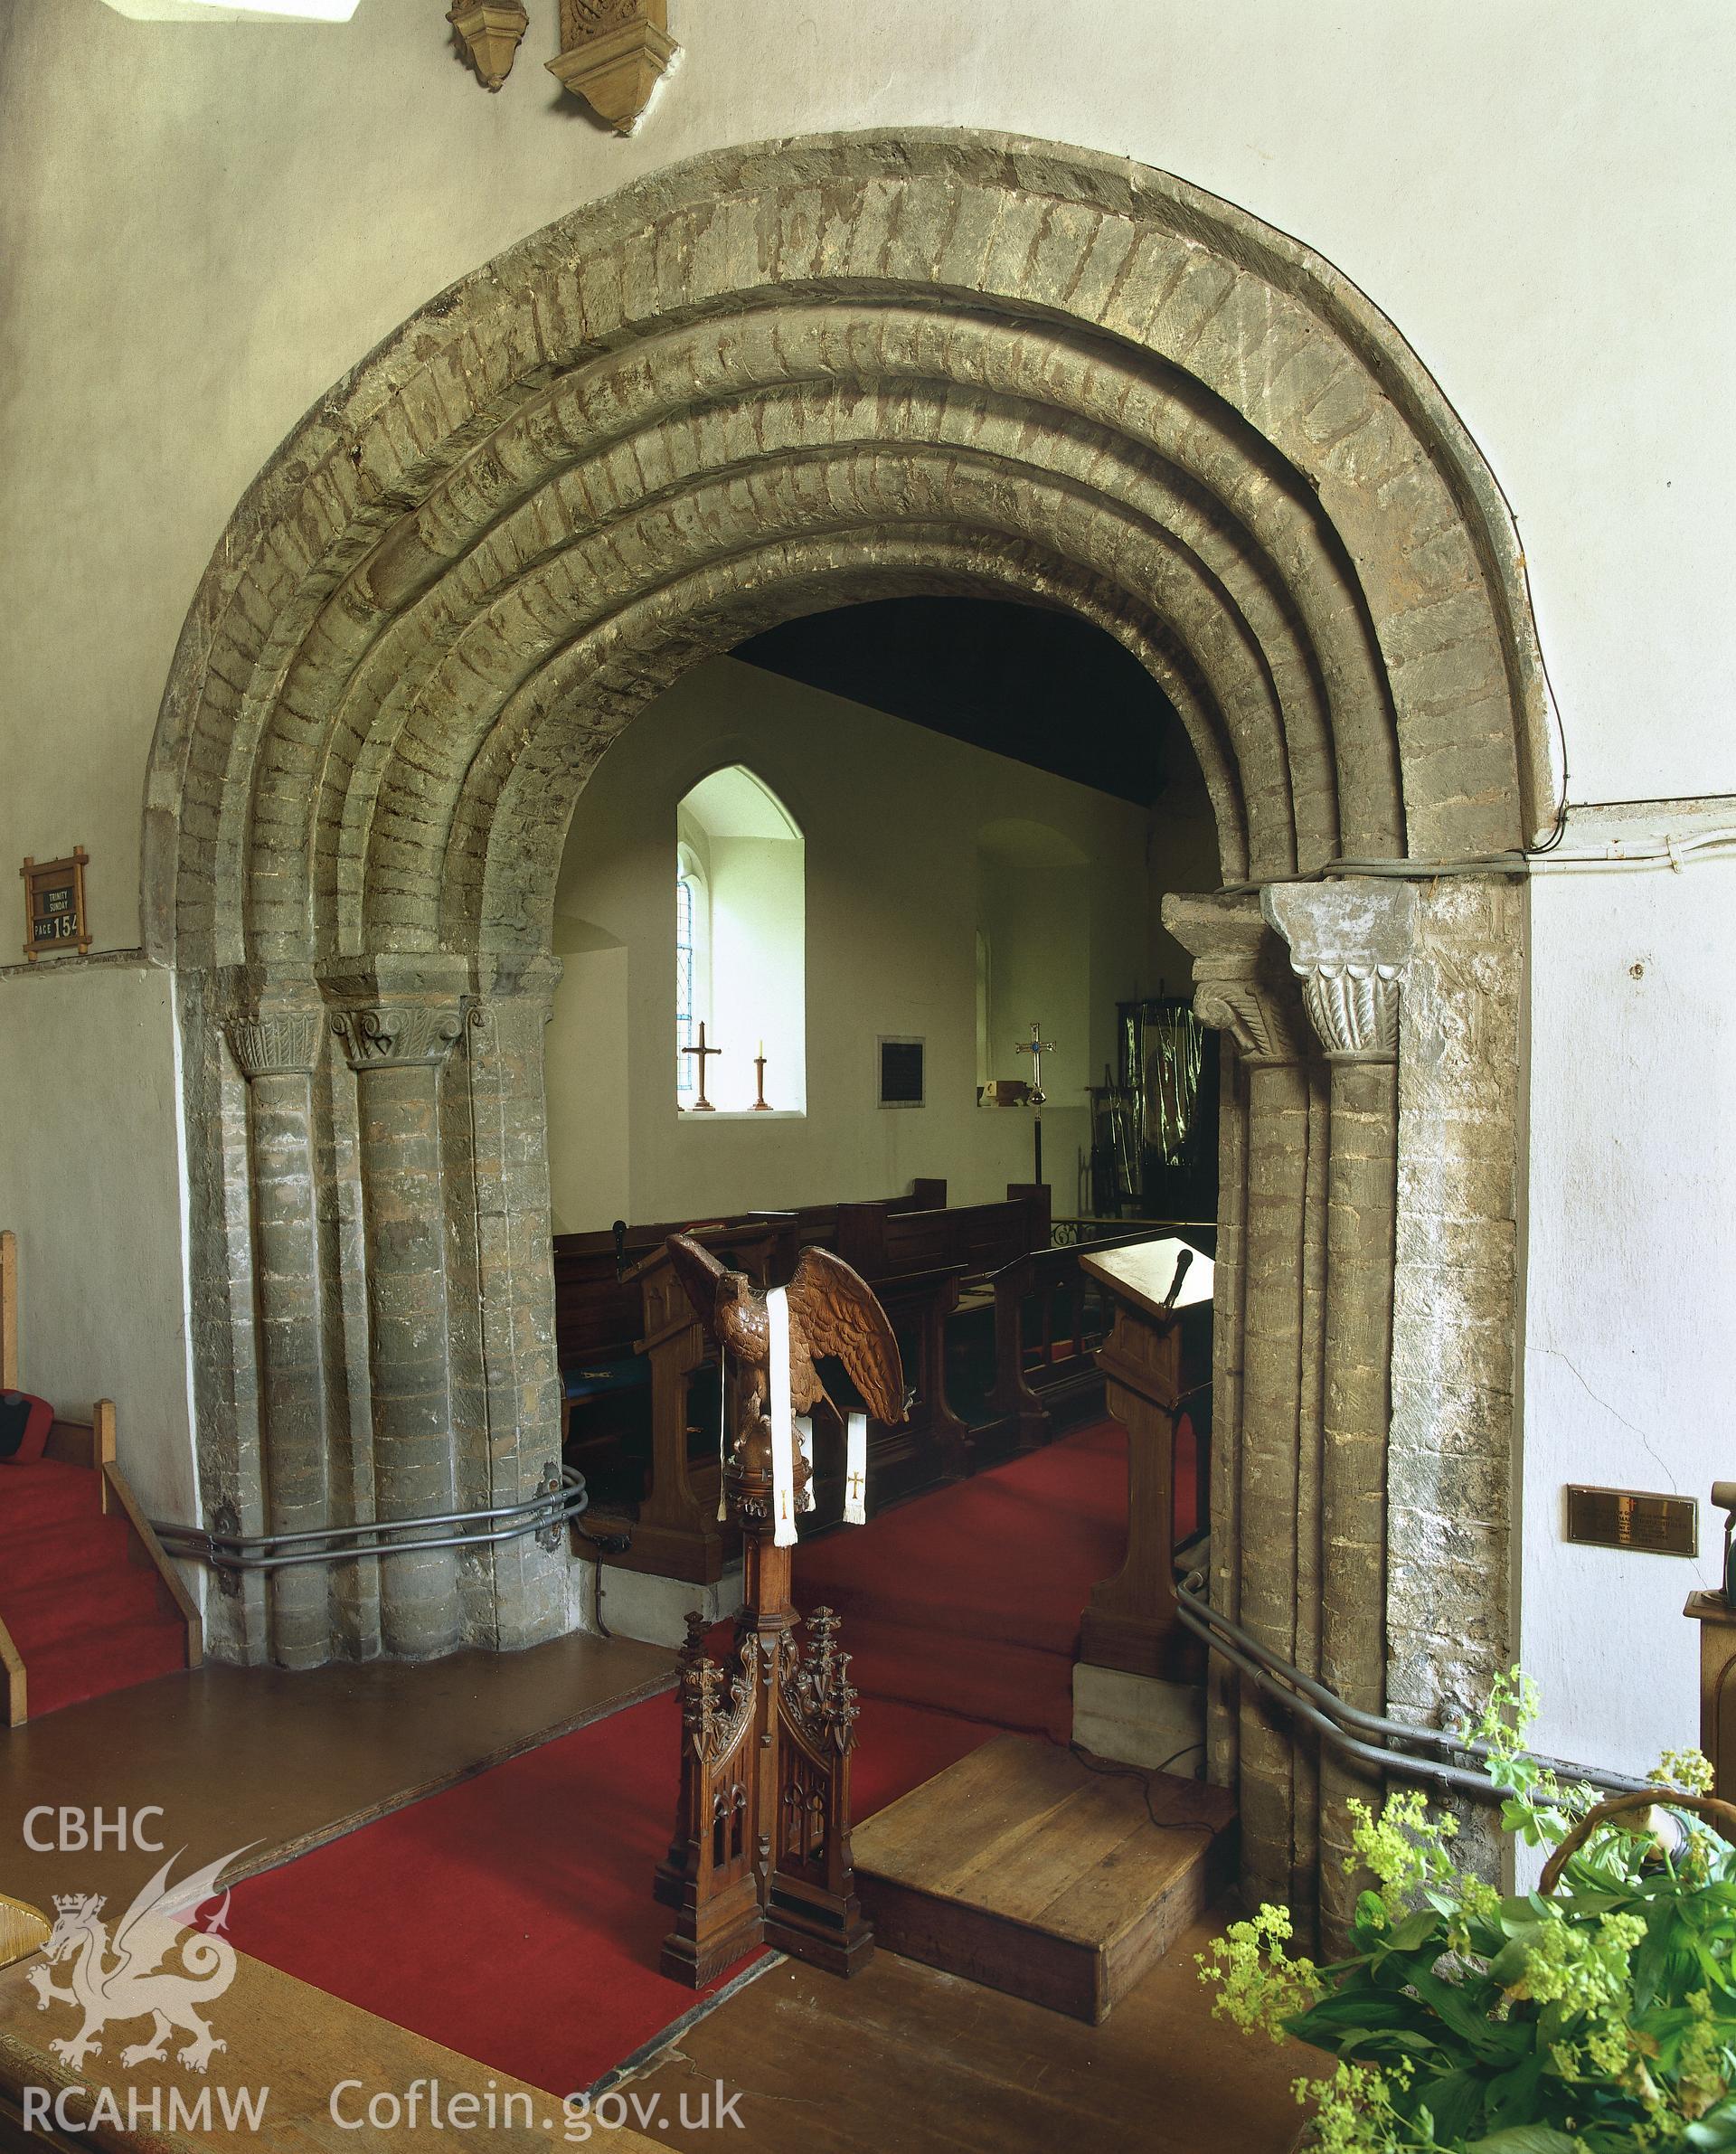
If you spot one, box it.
[802,1261,972,1526]
[550,1181,946,1382]
[560,1219,783,1585]
[551,1183,960,1572]
[832,1184,1049,1289]
[768,1179,948,1261]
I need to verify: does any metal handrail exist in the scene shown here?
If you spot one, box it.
[152,1469,589,1574]
[1175,1575,1655,1802]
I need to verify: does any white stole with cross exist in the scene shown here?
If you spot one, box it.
[767,1285,799,1547]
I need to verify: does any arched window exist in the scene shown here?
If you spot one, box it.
[675,767,806,1112]
[675,841,711,1101]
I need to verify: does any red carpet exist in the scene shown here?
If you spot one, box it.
[230,1417,1151,2094]
[229,1687,988,2099]
[793,1414,1185,1741]
[0,1460,187,1716]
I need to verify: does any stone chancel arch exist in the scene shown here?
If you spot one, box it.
[146,131,1544,1938]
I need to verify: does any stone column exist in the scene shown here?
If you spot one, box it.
[463,955,569,1652]
[1387,879,1523,1886]
[1165,895,1321,1923]
[220,976,337,1670]
[1264,880,1418,1942]
[323,957,470,1659]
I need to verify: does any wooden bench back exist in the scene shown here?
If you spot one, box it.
[833,1184,1049,1285]
[552,1217,789,1371]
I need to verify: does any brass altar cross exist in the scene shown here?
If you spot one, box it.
[1014,1021,1057,1185]
[682,1020,722,1110]
[1014,1022,1054,1108]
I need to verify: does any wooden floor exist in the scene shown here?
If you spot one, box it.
[0,1633,1316,2154]
[622,1911,1318,2154]
[0,1628,675,1913]
[0,1951,667,2153]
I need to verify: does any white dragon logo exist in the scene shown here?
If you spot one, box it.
[27,1847,248,2074]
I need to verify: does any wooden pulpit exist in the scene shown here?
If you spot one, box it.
[1077,1236,1213,1685]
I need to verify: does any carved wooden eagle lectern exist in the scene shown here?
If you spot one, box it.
[655,1234,907,1991]
[665,1233,908,1428]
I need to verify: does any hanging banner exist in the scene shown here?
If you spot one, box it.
[844,1412,868,1526]
[716,1349,730,1521]
[767,1286,798,1547]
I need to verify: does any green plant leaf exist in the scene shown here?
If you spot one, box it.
[1633,1898,1679,2013]
[1418,2065,1486,2142]
[1287,1989,1423,2036]
[1465,2129,1585,2152]
[1382,1907,1444,1954]
[1408,1964,1531,2062]
[1486,1933,1536,1986]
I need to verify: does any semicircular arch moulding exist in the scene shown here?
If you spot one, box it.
[145,129,1552,974]
[144,132,1544,1939]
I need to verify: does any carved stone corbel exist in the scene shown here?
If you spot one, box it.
[1260,881,1420,1063]
[1162,893,1311,1064]
[547,0,678,133]
[448,0,529,90]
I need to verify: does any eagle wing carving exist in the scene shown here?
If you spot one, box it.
[666,1233,732,1334]
[785,1245,906,1425]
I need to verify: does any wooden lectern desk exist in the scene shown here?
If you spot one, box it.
[1077,1236,1212,1686]
[1685,1590,1736,1799]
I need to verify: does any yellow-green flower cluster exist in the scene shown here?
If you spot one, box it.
[1195,1904,1324,2043]
[1511,1908,1644,2013]
[1346,1789,1458,1919]
[1650,1745,1715,1796]
[1296,2062,1414,2154]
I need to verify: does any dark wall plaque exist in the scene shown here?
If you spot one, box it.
[878,1036,924,1109]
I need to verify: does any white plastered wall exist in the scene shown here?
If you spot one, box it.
[0,963,196,1526]
[546,657,1156,1231]
[0,0,1731,1752]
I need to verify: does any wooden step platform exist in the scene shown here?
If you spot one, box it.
[851,1732,1236,2024]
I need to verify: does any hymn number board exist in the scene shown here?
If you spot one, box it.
[21,849,90,962]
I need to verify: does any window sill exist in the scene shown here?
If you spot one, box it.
[675,1108,807,1121]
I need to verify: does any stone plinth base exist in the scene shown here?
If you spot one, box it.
[569,1554,743,1649]
[1072,1663,1205,1775]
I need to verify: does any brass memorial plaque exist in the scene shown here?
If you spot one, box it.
[1564,1485,1698,1558]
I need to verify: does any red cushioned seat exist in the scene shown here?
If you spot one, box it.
[0,1391,53,1465]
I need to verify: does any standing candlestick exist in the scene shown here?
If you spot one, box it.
[752,1042,771,1111]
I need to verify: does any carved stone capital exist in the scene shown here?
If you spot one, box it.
[226,1012,327,1081]
[1163,893,1312,1066]
[1261,881,1420,1064]
[328,1002,467,1073]
[216,967,326,1082]
[317,955,473,1075]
